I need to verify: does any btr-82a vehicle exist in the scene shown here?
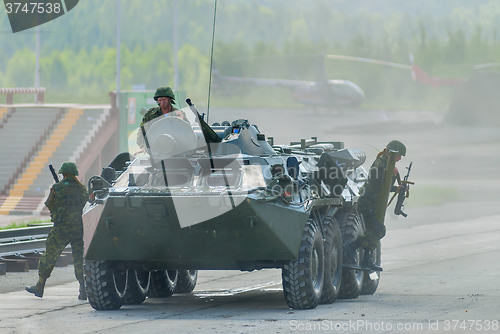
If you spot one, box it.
[82,101,379,310]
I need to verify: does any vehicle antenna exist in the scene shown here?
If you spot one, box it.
[365,143,381,153]
[206,0,218,123]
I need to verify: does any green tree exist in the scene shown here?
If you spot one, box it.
[6,49,35,87]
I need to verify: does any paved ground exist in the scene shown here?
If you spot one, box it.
[1,107,499,333]
[0,212,499,334]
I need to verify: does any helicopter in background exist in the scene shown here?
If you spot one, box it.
[212,54,366,109]
[325,53,468,88]
[213,52,498,114]
[324,53,500,126]
[214,74,365,108]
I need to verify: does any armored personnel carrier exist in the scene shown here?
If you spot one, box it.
[82,102,376,310]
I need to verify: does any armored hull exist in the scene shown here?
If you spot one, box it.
[84,192,314,269]
[82,108,369,310]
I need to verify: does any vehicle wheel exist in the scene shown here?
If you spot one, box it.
[338,210,364,299]
[361,242,381,295]
[84,260,128,310]
[123,269,150,304]
[175,270,198,293]
[282,218,324,309]
[148,270,178,298]
[320,217,342,304]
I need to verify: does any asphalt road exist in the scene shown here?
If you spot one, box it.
[1,211,499,334]
[1,107,499,333]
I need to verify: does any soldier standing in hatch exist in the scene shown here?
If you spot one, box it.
[26,162,89,299]
[343,140,406,272]
[135,86,189,155]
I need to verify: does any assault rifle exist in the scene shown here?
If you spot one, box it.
[186,98,220,144]
[48,164,59,183]
[393,162,414,217]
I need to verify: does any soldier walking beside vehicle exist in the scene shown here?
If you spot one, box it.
[344,140,407,272]
[135,86,189,155]
[26,162,89,299]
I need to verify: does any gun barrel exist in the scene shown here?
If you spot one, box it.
[48,164,59,183]
[186,98,220,143]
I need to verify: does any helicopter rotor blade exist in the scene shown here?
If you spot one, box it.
[325,54,412,69]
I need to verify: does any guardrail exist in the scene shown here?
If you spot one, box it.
[0,225,52,257]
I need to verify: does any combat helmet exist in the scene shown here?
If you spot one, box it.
[154,86,176,104]
[59,162,79,176]
[386,140,406,156]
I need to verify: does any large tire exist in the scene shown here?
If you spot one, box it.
[320,217,343,304]
[361,242,381,295]
[148,270,178,298]
[123,269,150,305]
[338,210,364,299]
[84,260,128,310]
[282,219,325,309]
[175,270,198,294]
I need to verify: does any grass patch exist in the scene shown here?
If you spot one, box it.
[0,219,52,230]
[405,185,462,207]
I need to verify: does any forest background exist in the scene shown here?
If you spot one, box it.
[1,0,499,111]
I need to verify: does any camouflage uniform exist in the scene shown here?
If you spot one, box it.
[40,176,88,284]
[136,106,189,148]
[357,154,397,250]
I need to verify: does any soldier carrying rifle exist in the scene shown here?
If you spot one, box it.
[26,162,89,299]
[344,140,412,272]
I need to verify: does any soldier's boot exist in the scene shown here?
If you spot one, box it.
[343,239,363,265]
[360,249,383,272]
[78,280,87,300]
[26,278,46,298]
